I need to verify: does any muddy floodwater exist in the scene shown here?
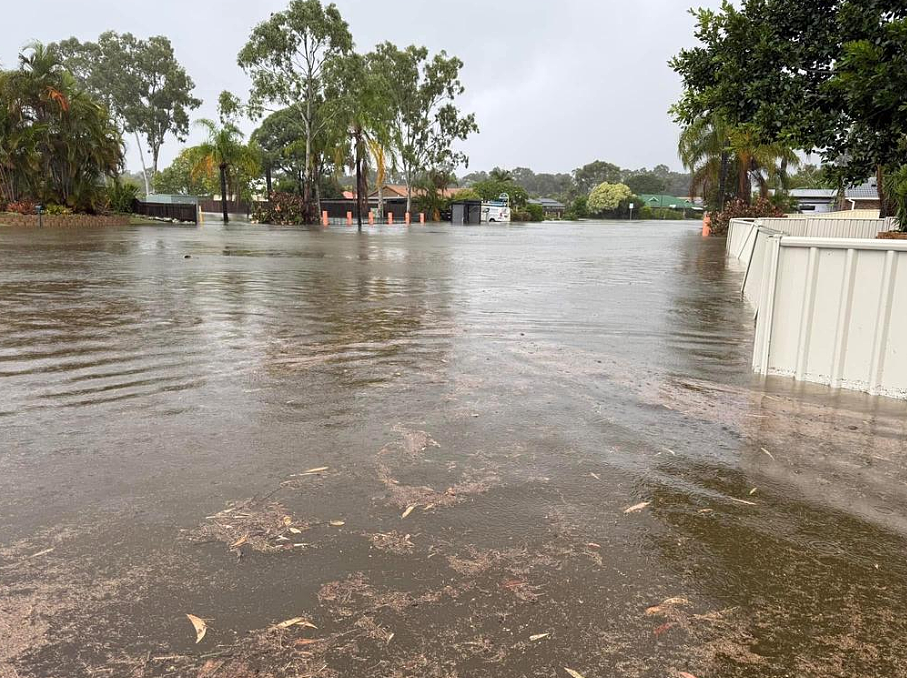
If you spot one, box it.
[2,220,907,678]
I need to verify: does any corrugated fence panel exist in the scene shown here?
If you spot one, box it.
[753,238,907,399]
[757,217,890,239]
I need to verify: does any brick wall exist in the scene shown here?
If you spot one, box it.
[0,213,131,227]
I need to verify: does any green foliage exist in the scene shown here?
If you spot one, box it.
[564,196,588,220]
[44,203,73,215]
[470,180,528,208]
[451,188,481,202]
[573,161,622,195]
[154,149,216,195]
[52,31,201,184]
[884,164,907,231]
[710,198,785,237]
[625,173,667,195]
[189,118,261,203]
[105,181,139,213]
[588,182,633,215]
[0,43,124,212]
[369,42,478,211]
[239,0,354,221]
[670,1,907,213]
[523,203,545,222]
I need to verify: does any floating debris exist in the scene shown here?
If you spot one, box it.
[624,501,651,514]
[186,614,208,644]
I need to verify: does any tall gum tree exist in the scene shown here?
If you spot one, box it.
[369,43,477,214]
[238,0,353,223]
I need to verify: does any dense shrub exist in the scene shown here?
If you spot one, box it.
[106,182,140,213]
[6,200,35,215]
[710,198,786,236]
[252,192,306,225]
[44,203,73,215]
[564,196,589,220]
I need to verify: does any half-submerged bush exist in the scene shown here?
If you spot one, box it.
[106,182,139,214]
[252,192,306,225]
[710,198,785,236]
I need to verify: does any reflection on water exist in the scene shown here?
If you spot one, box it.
[1,220,907,677]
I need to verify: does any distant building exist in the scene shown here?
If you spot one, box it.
[789,188,837,213]
[840,180,881,211]
[639,195,703,213]
[528,198,566,219]
[368,184,468,200]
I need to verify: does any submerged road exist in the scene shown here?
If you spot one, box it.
[1,220,906,677]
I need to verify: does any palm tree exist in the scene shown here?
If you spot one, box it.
[190,118,259,223]
[679,115,798,209]
[489,167,513,183]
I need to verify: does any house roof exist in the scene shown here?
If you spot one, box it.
[639,194,700,209]
[366,184,468,199]
[790,189,836,199]
[845,181,879,200]
[529,198,566,209]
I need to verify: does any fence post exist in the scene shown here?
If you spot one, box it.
[388,213,394,225]
[368,211,374,225]
[419,212,425,224]
[346,211,353,226]
[405,212,411,225]
[322,211,329,227]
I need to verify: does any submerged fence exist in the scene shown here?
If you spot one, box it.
[132,200,198,223]
[726,216,907,399]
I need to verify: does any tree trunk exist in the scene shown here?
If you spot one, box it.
[877,165,889,219]
[377,185,384,217]
[717,150,729,212]
[134,131,151,197]
[405,169,412,215]
[355,132,368,232]
[219,164,229,224]
[265,163,272,198]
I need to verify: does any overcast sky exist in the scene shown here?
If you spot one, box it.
[2,0,723,176]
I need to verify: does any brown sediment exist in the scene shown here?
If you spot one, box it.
[185,500,310,553]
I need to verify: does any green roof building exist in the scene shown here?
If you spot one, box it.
[638,194,702,211]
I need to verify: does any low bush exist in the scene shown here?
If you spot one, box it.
[253,192,307,225]
[44,203,73,215]
[106,182,140,214]
[710,198,785,236]
[6,200,36,215]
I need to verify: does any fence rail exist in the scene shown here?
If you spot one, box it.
[132,200,198,223]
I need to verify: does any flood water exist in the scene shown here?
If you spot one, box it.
[2,220,907,678]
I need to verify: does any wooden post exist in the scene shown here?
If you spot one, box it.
[419,212,425,224]
[322,211,328,227]
[346,211,353,226]
[388,213,394,225]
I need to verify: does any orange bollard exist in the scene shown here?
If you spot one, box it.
[346,211,353,226]
[388,213,394,225]
[368,211,374,225]
[322,211,328,227]
[405,212,411,225]
[702,213,712,237]
[419,212,425,224]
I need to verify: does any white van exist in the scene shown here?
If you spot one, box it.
[482,194,512,223]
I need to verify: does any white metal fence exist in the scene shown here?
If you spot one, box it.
[752,237,907,399]
[758,217,892,239]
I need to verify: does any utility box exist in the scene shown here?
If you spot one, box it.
[451,200,482,225]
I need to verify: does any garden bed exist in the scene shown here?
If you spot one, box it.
[877,231,907,240]
[0,213,132,227]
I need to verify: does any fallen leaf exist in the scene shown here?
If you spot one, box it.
[589,472,601,480]
[289,527,302,534]
[230,535,248,549]
[294,638,322,646]
[530,633,550,641]
[654,621,675,636]
[646,597,691,616]
[386,632,395,644]
[760,447,775,461]
[697,509,714,514]
[186,614,208,644]
[564,669,587,678]
[586,542,602,549]
[624,501,651,514]
[329,520,345,527]
[401,505,416,519]
[275,617,318,630]
[728,497,757,506]
[283,516,293,527]
[749,488,758,496]
[297,466,329,476]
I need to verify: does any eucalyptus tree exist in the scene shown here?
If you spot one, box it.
[51,32,201,196]
[369,43,478,214]
[238,0,353,222]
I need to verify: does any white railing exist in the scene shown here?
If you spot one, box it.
[752,236,907,400]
